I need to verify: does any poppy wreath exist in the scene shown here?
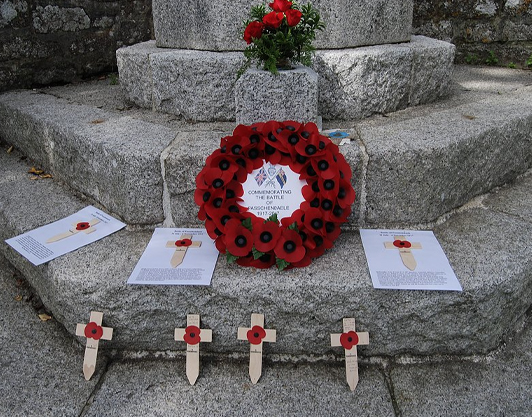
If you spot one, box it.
[194,120,355,271]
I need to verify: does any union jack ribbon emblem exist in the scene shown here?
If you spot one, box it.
[276,168,288,189]
[254,167,267,186]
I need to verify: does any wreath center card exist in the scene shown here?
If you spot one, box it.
[241,162,306,220]
[195,120,355,271]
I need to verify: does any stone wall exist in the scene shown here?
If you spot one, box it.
[0,0,153,92]
[413,0,532,67]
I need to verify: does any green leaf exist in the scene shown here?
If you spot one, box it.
[252,247,265,260]
[226,252,239,264]
[276,258,290,271]
[266,213,278,223]
[288,221,299,231]
[242,217,253,231]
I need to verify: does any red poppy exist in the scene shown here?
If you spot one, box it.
[84,322,103,340]
[238,252,276,269]
[393,240,412,248]
[215,235,227,253]
[334,152,353,182]
[336,178,356,209]
[175,239,192,247]
[303,207,326,236]
[310,152,338,180]
[76,222,91,231]
[225,219,253,257]
[184,325,201,345]
[263,11,284,29]
[244,21,264,44]
[274,228,305,263]
[247,325,267,345]
[269,0,292,12]
[253,219,282,253]
[285,8,302,26]
[340,331,359,350]
[280,209,305,230]
[196,167,234,190]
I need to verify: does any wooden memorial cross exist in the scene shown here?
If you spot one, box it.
[174,314,212,385]
[166,234,202,267]
[75,311,113,381]
[46,218,100,243]
[330,317,369,391]
[237,313,276,384]
[384,235,422,271]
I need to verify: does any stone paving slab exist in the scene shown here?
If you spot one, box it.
[391,316,532,417]
[84,359,393,417]
[2,144,532,358]
[0,256,101,417]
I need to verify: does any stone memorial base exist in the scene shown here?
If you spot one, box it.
[235,66,318,125]
[117,36,455,122]
[153,0,413,51]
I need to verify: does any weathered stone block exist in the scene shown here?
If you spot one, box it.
[153,0,413,51]
[314,44,412,120]
[116,41,155,109]
[235,66,318,125]
[408,36,456,105]
[151,50,244,122]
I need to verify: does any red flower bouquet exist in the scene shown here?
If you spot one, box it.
[239,1,324,76]
[195,121,355,271]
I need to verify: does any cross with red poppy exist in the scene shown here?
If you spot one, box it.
[237,313,276,384]
[165,234,202,267]
[46,218,101,243]
[75,311,113,381]
[384,235,422,271]
[174,314,212,385]
[330,317,369,391]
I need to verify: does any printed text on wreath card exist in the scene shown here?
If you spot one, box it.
[241,163,305,219]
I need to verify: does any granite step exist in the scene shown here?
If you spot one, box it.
[1,65,531,229]
[2,253,531,416]
[1,144,531,358]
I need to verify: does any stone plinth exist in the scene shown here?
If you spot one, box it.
[153,0,413,51]
[235,66,318,125]
[117,36,455,123]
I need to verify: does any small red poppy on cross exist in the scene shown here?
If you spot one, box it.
[247,325,267,345]
[393,239,412,249]
[84,321,103,340]
[76,222,91,231]
[183,325,201,345]
[175,239,192,247]
[340,331,359,350]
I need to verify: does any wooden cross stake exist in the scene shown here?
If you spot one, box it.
[384,235,422,271]
[174,314,212,385]
[237,313,276,384]
[47,218,100,243]
[330,317,369,391]
[75,311,113,381]
[166,234,202,267]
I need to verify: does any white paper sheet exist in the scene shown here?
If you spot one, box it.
[127,228,218,286]
[5,205,126,266]
[359,229,462,291]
